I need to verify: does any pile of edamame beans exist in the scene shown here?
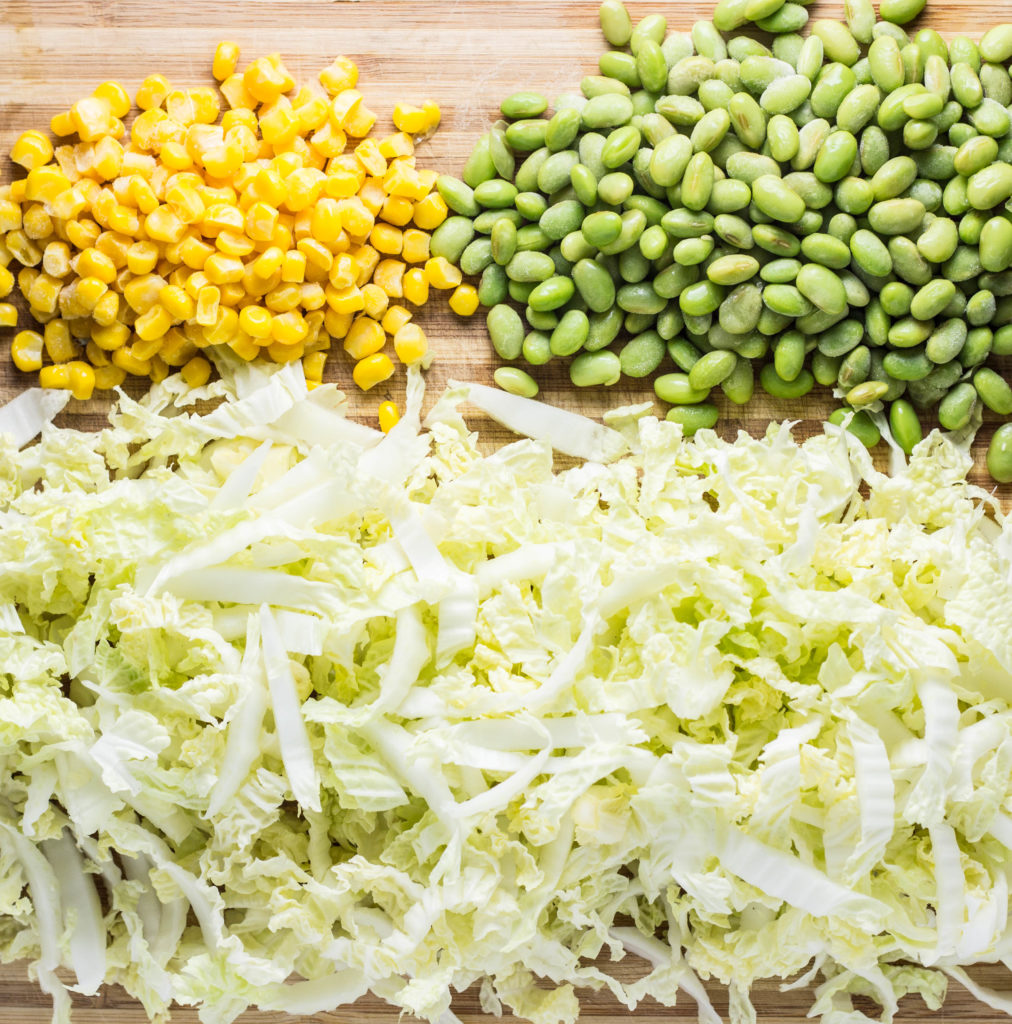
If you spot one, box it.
[433,0,1012,482]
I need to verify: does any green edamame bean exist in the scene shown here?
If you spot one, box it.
[961,327,994,367]
[615,331,664,377]
[506,251,556,283]
[666,403,720,435]
[520,329,551,365]
[751,174,805,222]
[582,93,635,130]
[505,119,549,152]
[838,344,871,387]
[549,308,590,356]
[494,366,539,397]
[774,331,807,381]
[487,304,525,360]
[845,380,890,405]
[909,279,956,320]
[879,0,925,25]
[925,319,968,363]
[707,254,761,286]
[974,367,1012,414]
[882,348,932,380]
[888,399,923,454]
[818,318,864,356]
[800,232,851,269]
[721,357,754,403]
[460,237,494,276]
[760,364,815,399]
[491,219,518,267]
[987,423,1012,482]
[938,382,979,430]
[867,198,926,235]
[797,263,848,315]
[501,91,548,120]
[688,349,737,390]
[600,0,633,45]
[850,229,893,276]
[478,264,508,307]
[980,217,1012,273]
[829,408,881,445]
[655,372,711,404]
[767,114,800,162]
[601,125,642,168]
[812,19,860,66]
[530,276,576,312]
[570,350,621,386]
[430,216,476,263]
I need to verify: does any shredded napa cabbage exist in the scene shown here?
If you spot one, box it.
[0,361,1011,1024]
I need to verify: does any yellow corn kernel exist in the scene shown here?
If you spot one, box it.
[360,282,389,320]
[93,80,130,118]
[324,308,352,339]
[11,330,44,372]
[158,140,193,171]
[402,266,429,306]
[422,101,442,131]
[271,310,309,345]
[245,201,279,242]
[262,337,302,363]
[39,363,72,390]
[350,243,379,286]
[227,331,260,360]
[381,304,413,336]
[194,285,220,326]
[75,247,117,284]
[337,196,374,237]
[25,166,72,204]
[373,258,405,298]
[202,142,244,179]
[70,95,114,141]
[392,103,429,135]
[327,253,357,289]
[92,136,124,180]
[124,240,158,276]
[50,111,76,137]
[65,361,96,400]
[202,306,238,346]
[302,282,326,311]
[302,350,327,381]
[310,121,348,160]
[380,194,415,228]
[28,273,62,314]
[353,138,387,177]
[284,168,326,212]
[158,329,197,366]
[95,231,132,269]
[326,284,365,314]
[345,105,377,139]
[85,340,110,367]
[146,354,168,383]
[91,321,131,350]
[449,283,479,317]
[329,89,363,129]
[216,231,254,259]
[10,130,54,171]
[143,205,185,244]
[134,303,173,342]
[251,245,284,279]
[243,56,292,104]
[92,364,126,390]
[91,290,120,327]
[213,40,240,82]
[128,174,160,214]
[319,56,358,95]
[383,160,424,199]
[343,315,385,360]
[43,319,76,363]
[49,187,87,222]
[238,305,273,340]
[65,218,101,251]
[220,73,257,111]
[0,264,13,298]
[416,168,439,195]
[352,352,394,391]
[181,355,212,387]
[401,228,430,264]
[358,177,387,217]
[292,238,329,273]
[155,284,192,320]
[378,400,400,433]
[203,253,244,285]
[111,345,151,377]
[219,281,246,306]
[425,255,461,290]
[378,132,415,161]
[0,303,17,328]
[21,204,53,240]
[107,203,139,236]
[307,197,339,244]
[130,332,163,361]
[136,74,171,110]
[281,250,307,283]
[123,273,166,314]
[0,199,22,233]
[323,166,363,202]
[265,282,303,312]
[393,322,428,365]
[370,223,403,256]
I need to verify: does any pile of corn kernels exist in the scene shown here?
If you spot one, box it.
[0,42,476,425]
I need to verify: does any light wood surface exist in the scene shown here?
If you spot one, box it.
[1,2,1012,1022]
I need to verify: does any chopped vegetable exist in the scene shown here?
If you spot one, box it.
[0,360,1010,1024]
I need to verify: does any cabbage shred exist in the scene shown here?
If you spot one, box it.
[0,362,1011,1024]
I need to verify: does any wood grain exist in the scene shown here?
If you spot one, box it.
[1,2,1011,1022]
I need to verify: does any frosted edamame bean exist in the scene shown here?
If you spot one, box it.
[938,382,979,430]
[487,304,525,361]
[760,364,815,398]
[666,403,720,435]
[618,331,666,377]
[655,372,711,404]
[974,367,1012,414]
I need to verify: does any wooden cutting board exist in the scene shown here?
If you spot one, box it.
[1,2,1011,1022]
